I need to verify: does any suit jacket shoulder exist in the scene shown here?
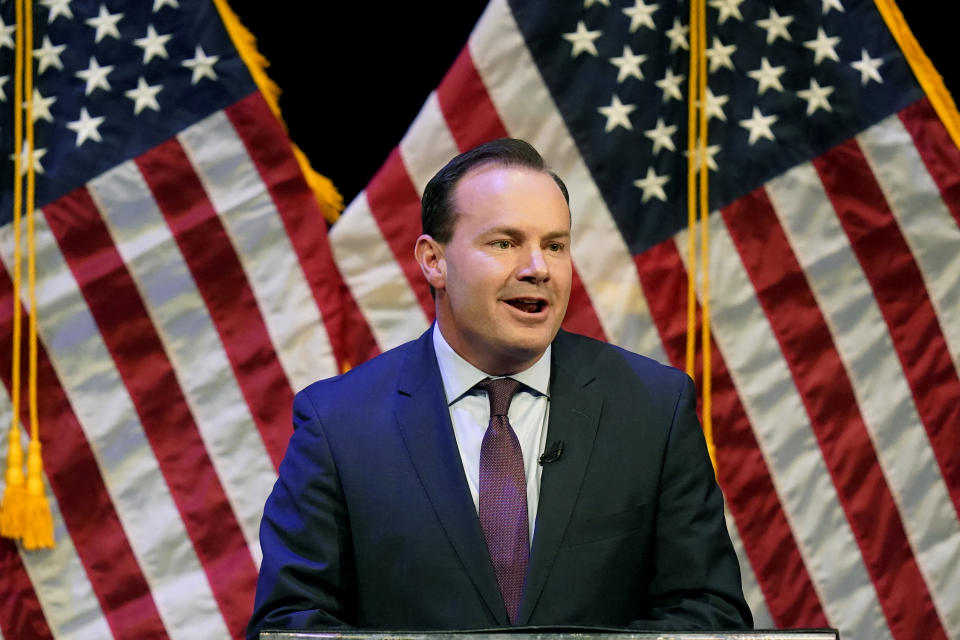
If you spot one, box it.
[294,333,423,422]
[549,329,695,449]
[552,329,690,395]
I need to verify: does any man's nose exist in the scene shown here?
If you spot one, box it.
[517,247,549,283]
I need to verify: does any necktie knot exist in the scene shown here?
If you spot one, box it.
[476,377,522,418]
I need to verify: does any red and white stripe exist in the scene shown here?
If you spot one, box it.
[0,247,173,638]
[177,111,340,391]
[87,158,274,559]
[717,191,945,640]
[865,111,960,373]
[768,150,960,638]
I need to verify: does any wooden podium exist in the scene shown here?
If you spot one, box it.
[260,630,839,640]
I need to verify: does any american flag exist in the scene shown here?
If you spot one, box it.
[0,0,374,637]
[328,1,960,640]
[1,2,959,640]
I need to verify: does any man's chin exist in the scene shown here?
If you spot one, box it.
[487,331,558,373]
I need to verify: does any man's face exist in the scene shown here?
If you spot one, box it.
[430,164,572,374]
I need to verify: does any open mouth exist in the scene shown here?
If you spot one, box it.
[504,298,547,313]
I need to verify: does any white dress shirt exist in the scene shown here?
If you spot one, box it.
[432,324,551,542]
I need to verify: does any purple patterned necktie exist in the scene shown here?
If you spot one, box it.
[476,377,528,624]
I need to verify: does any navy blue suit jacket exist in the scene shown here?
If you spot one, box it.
[247,329,751,637]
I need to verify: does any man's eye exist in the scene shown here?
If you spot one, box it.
[547,242,565,252]
[491,240,512,249]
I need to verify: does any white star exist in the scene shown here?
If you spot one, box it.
[33,35,66,74]
[702,88,729,122]
[756,8,793,45]
[634,167,670,203]
[153,0,179,10]
[26,88,56,123]
[822,0,844,14]
[622,0,658,32]
[797,78,835,115]
[86,5,124,43]
[739,107,778,145]
[708,0,744,24]
[563,21,602,58]
[134,25,172,63]
[125,76,162,115]
[665,17,690,52]
[656,68,685,102]
[584,0,610,6]
[183,46,220,83]
[0,75,8,102]
[851,48,883,85]
[685,144,721,172]
[609,45,647,82]
[705,37,736,73]
[67,107,105,146]
[76,56,114,95]
[598,95,636,132]
[748,57,786,94]
[11,143,47,175]
[0,16,15,51]
[644,118,677,154]
[804,27,840,65]
[40,0,73,21]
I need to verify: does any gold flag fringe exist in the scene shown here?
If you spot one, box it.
[873,0,960,151]
[213,0,345,223]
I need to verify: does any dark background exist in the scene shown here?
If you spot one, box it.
[228,2,956,208]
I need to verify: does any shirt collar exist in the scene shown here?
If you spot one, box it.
[432,323,551,405]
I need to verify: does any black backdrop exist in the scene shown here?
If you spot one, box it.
[228,2,957,208]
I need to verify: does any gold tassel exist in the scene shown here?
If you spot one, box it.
[22,440,53,550]
[1,425,26,538]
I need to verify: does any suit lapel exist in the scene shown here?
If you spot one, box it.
[518,331,603,624]
[393,330,508,625]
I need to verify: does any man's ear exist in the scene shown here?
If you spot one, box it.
[414,234,446,290]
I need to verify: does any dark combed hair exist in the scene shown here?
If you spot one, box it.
[420,138,570,243]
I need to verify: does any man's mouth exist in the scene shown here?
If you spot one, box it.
[504,298,547,313]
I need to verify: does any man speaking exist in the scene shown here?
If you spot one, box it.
[247,139,752,636]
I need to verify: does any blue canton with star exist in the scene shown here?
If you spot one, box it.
[509,0,924,253]
[0,0,257,225]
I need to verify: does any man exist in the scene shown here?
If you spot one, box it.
[247,139,752,637]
